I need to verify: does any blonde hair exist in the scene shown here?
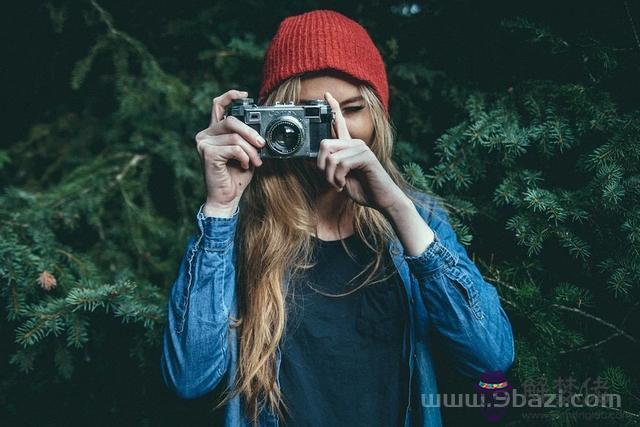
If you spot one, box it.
[212,71,435,424]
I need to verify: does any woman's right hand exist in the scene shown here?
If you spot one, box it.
[195,89,265,217]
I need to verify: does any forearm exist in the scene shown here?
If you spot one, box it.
[418,264,515,376]
[160,204,239,398]
[383,194,435,257]
[387,193,515,376]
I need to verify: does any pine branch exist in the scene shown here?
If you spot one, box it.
[478,258,638,345]
[550,304,637,343]
[558,332,622,354]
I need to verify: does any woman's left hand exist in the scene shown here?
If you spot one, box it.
[317,91,410,216]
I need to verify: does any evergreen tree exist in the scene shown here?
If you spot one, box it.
[2,0,639,425]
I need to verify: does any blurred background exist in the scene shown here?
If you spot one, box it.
[2,0,640,425]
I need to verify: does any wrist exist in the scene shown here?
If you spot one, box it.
[203,200,239,218]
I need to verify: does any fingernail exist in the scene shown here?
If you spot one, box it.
[258,136,266,145]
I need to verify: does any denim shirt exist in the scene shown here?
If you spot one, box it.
[160,191,515,426]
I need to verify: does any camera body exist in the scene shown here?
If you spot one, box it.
[224,98,333,158]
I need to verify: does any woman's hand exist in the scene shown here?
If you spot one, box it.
[194,89,265,216]
[317,91,410,216]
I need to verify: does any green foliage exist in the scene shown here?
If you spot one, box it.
[2,0,639,425]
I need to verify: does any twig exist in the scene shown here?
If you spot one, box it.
[599,404,640,419]
[56,248,89,276]
[558,301,640,353]
[498,295,518,308]
[116,154,146,182]
[56,248,87,268]
[551,303,637,343]
[621,300,640,326]
[90,0,162,69]
[558,332,622,354]
[1,220,28,227]
[480,268,518,292]
[49,153,147,210]
[90,0,120,36]
[624,0,640,52]
[477,258,638,344]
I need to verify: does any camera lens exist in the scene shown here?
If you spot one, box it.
[266,118,303,156]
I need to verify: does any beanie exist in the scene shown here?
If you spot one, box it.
[259,10,389,112]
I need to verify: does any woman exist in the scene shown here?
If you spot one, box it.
[160,9,515,427]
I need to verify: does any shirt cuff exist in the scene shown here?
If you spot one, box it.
[195,203,239,250]
[404,231,459,279]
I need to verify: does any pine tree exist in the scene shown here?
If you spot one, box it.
[2,0,639,425]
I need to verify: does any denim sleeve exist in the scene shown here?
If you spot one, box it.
[160,203,239,399]
[405,196,515,378]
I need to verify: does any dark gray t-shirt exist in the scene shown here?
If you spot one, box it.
[279,232,408,426]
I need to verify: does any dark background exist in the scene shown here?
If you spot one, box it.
[2,0,639,425]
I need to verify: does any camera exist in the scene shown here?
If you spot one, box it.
[224,98,333,158]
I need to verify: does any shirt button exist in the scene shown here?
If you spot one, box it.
[410,297,414,305]
[413,352,417,359]
[391,246,400,256]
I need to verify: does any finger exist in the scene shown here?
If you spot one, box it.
[206,115,266,150]
[317,138,362,171]
[198,133,263,168]
[197,134,262,168]
[210,89,249,126]
[317,139,340,171]
[325,146,368,190]
[333,149,371,189]
[204,144,252,171]
[324,92,351,140]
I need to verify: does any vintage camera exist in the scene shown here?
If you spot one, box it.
[224,98,333,158]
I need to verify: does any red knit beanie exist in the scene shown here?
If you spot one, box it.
[259,9,389,112]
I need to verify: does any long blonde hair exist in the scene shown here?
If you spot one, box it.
[213,71,432,424]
